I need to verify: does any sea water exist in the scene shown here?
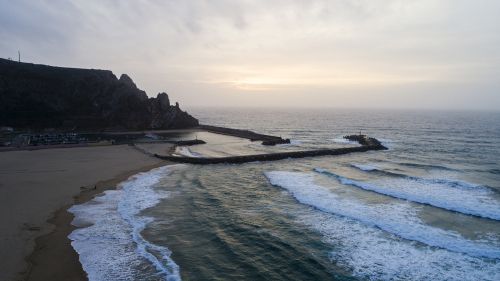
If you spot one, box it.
[69,108,500,280]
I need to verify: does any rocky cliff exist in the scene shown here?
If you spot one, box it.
[0,58,198,130]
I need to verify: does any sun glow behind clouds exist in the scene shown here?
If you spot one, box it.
[1,0,499,109]
[207,65,439,91]
[225,75,431,91]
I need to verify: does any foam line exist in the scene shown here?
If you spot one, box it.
[69,165,181,281]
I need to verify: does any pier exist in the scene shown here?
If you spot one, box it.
[154,134,387,165]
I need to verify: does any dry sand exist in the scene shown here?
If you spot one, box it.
[0,144,172,281]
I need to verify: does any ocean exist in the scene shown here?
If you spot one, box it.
[68,108,500,281]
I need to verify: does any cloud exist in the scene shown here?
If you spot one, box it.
[1,0,499,109]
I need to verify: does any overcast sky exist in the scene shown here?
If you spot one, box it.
[1,0,499,110]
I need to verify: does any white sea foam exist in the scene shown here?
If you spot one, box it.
[329,137,357,145]
[68,165,181,281]
[329,166,500,220]
[176,146,202,158]
[329,136,393,148]
[265,171,500,259]
[297,211,500,281]
[378,138,394,150]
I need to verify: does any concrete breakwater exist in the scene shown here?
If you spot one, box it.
[154,134,387,165]
[134,139,206,146]
[200,125,291,145]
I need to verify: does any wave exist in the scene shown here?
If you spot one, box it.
[265,171,500,259]
[317,167,500,220]
[490,168,500,175]
[378,138,394,150]
[329,137,357,145]
[176,146,202,158]
[350,163,378,172]
[329,136,393,149]
[350,163,491,191]
[395,161,455,171]
[69,165,181,281]
[297,211,500,281]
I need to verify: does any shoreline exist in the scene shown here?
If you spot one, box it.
[24,161,169,281]
[0,126,284,281]
[16,126,284,281]
[0,144,174,281]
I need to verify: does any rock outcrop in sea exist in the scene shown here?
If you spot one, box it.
[0,58,199,130]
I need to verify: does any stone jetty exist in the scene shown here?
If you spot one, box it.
[200,125,290,145]
[343,134,384,147]
[154,134,387,164]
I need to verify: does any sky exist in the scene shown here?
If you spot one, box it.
[1,0,499,110]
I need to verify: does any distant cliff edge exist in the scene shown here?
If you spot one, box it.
[0,58,199,130]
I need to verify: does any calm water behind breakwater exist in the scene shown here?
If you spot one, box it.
[70,108,500,281]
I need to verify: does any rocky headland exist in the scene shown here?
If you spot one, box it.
[0,58,198,130]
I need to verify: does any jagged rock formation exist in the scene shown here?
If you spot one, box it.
[0,58,198,130]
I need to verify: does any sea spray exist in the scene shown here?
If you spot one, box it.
[176,146,202,158]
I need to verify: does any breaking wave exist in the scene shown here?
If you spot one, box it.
[297,211,500,281]
[265,171,500,259]
[350,163,490,191]
[68,165,181,281]
[316,167,500,220]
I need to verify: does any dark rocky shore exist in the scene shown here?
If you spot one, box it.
[0,58,198,130]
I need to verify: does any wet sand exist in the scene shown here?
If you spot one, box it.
[0,144,171,281]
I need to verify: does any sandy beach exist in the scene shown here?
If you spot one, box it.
[0,144,172,281]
